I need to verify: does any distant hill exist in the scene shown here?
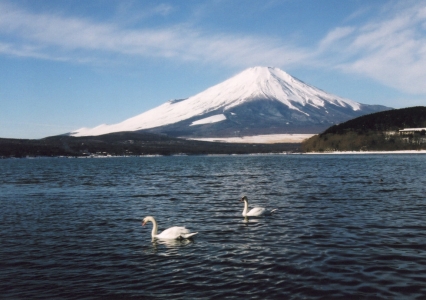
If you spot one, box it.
[301,106,426,152]
[0,131,299,158]
[322,106,426,134]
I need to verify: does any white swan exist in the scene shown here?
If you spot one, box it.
[142,216,198,239]
[240,196,277,217]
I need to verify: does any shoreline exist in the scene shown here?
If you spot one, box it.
[2,149,426,159]
[304,150,426,154]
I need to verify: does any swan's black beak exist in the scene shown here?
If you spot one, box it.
[142,221,146,226]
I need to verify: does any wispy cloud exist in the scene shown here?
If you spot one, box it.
[1,1,426,95]
[0,2,312,68]
[318,27,355,50]
[319,1,426,94]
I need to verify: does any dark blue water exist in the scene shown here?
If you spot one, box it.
[1,155,426,299]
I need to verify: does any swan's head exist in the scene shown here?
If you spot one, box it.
[142,216,155,226]
[240,196,248,202]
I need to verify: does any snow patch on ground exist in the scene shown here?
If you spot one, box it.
[190,114,227,126]
[187,134,315,144]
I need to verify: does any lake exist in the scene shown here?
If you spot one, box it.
[1,154,425,299]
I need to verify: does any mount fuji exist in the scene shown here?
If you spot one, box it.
[69,67,391,138]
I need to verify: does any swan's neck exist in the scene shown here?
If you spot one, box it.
[150,218,158,237]
[242,200,248,216]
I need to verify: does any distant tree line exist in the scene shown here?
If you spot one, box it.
[0,132,300,158]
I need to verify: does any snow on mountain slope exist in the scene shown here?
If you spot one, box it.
[190,114,227,126]
[70,67,365,137]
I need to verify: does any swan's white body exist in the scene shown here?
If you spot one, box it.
[142,216,198,239]
[240,196,277,217]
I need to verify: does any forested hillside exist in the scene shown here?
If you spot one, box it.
[301,107,426,152]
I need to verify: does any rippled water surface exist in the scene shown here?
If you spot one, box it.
[1,155,426,299]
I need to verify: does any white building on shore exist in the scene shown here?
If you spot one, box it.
[399,128,426,135]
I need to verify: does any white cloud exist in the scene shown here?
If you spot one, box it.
[318,26,355,50]
[1,1,426,96]
[0,2,310,69]
[320,1,426,94]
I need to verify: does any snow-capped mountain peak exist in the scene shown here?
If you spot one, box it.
[69,67,385,137]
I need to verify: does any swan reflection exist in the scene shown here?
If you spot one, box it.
[242,216,261,224]
[152,237,194,248]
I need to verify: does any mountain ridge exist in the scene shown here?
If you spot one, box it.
[69,66,391,138]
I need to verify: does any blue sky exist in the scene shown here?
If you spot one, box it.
[1,0,426,139]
